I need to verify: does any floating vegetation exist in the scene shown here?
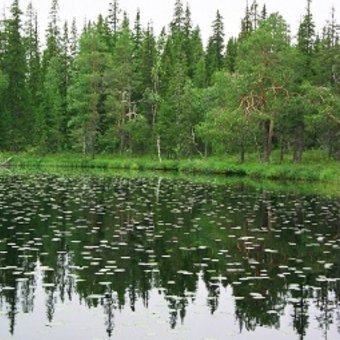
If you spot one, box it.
[0,172,338,339]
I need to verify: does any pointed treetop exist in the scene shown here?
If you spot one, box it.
[108,0,121,35]
[133,8,143,47]
[171,0,184,32]
[261,4,267,20]
[184,3,192,36]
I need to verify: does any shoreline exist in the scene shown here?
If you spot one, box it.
[2,154,339,183]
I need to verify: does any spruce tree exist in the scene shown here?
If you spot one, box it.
[206,10,225,84]
[108,0,120,46]
[42,0,61,72]
[139,23,158,125]
[170,0,184,33]
[69,18,78,60]
[40,0,64,152]
[24,2,41,136]
[261,4,267,20]
[224,37,238,73]
[297,0,316,80]
[3,0,29,150]
[190,27,206,84]
[240,1,253,40]
[250,1,259,30]
[131,9,144,105]
[298,0,315,56]
[104,15,138,154]
[68,25,111,156]
[60,21,71,149]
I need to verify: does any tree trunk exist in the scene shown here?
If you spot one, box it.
[262,118,274,163]
[157,135,162,163]
[293,125,304,163]
[280,140,285,163]
[240,144,245,163]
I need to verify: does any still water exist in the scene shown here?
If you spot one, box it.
[0,172,339,339]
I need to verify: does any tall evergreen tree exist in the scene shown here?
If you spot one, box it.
[60,21,71,148]
[240,1,253,40]
[3,0,29,150]
[42,0,61,72]
[139,23,158,125]
[104,15,139,154]
[297,0,315,55]
[250,1,259,30]
[69,18,78,59]
[133,9,143,49]
[191,27,206,86]
[224,37,238,73]
[24,2,41,133]
[68,25,111,156]
[39,0,64,152]
[170,0,184,33]
[108,0,121,46]
[236,14,294,162]
[206,10,225,84]
[297,0,315,79]
[131,9,144,104]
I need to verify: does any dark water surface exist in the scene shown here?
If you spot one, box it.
[0,172,339,339]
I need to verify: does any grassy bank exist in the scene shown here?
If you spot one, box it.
[1,152,339,183]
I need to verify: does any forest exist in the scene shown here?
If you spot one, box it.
[0,0,339,163]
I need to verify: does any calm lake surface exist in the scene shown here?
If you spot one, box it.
[0,171,339,340]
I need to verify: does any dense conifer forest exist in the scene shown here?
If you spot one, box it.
[0,0,339,163]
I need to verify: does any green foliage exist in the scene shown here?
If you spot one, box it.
[205,10,225,84]
[68,27,111,156]
[2,0,30,150]
[0,0,338,166]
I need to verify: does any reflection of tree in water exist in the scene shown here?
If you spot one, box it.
[0,175,339,339]
[103,288,116,338]
[291,283,309,340]
[315,281,338,340]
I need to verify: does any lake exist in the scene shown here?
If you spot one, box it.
[0,171,339,339]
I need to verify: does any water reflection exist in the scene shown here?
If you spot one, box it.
[0,174,339,339]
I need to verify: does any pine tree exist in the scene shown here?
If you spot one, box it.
[206,10,225,84]
[131,9,144,105]
[0,15,8,149]
[250,1,259,30]
[69,18,78,59]
[297,0,316,81]
[159,0,188,96]
[137,23,159,134]
[170,0,184,33]
[224,37,238,73]
[261,4,267,20]
[60,21,71,149]
[39,0,64,152]
[157,61,187,158]
[193,56,206,88]
[68,26,111,156]
[190,27,205,82]
[298,0,315,56]
[108,0,120,45]
[236,14,293,162]
[104,16,138,154]
[133,9,143,49]
[184,4,192,38]
[311,7,340,159]
[39,56,63,152]
[240,1,253,40]
[42,0,61,72]
[3,0,29,150]
[24,2,41,134]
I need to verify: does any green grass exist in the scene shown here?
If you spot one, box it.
[0,151,339,183]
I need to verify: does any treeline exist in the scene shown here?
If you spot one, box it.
[0,0,339,162]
